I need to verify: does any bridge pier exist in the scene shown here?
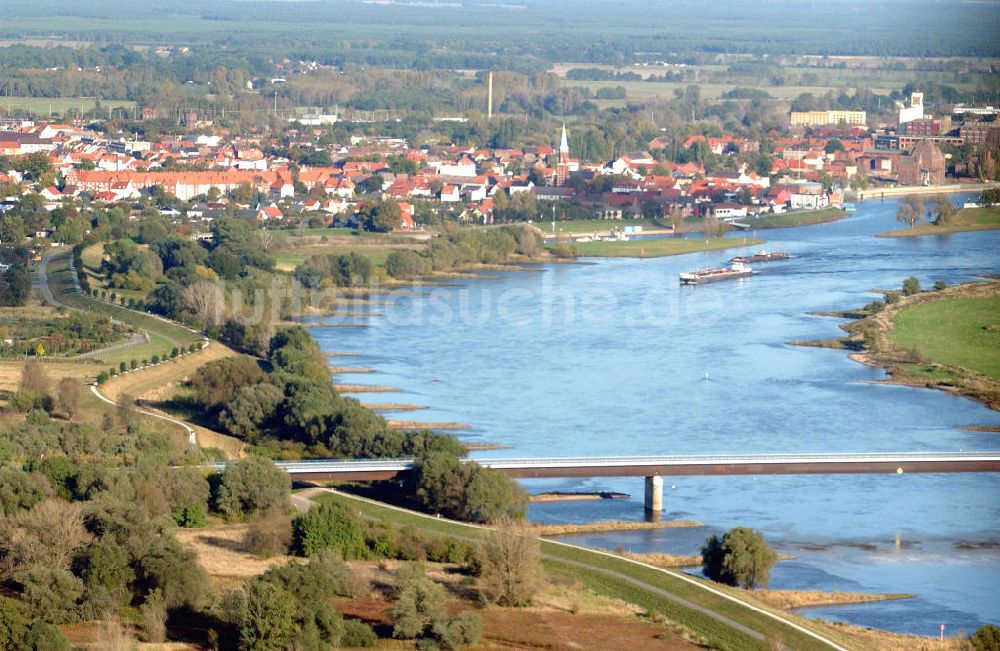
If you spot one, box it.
[644,475,663,516]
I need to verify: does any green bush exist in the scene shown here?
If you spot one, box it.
[902,276,921,296]
[119,361,127,373]
[391,570,446,639]
[292,501,368,559]
[432,611,483,650]
[171,504,208,528]
[212,456,290,520]
[0,596,70,651]
[971,624,1000,651]
[342,619,378,648]
[151,354,160,364]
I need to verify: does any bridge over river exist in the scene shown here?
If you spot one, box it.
[208,451,1000,513]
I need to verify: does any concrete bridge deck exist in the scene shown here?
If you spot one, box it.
[206,451,1000,483]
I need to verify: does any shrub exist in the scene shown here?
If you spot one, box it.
[476,517,542,607]
[171,504,207,528]
[432,611,483,650]
[385,249,428,279]
[130,359,138,370]
[391,569,446,639]
[139,591,167,643]
[245,505,292,557]
[292,501,368,559]
[971,624,1000,651]
[56,378,81,419]
[171,347,179,358]
[151,354,160,364]
[212,456,290,520]
[933,280,947,291]
[96,371,109,384]
[232,580,297,650]
[137,538,212,610]
[18,567,85,623]
[119,361,127,373]
[902,276,921,296]
[0,596,70,650]
[342,619,378,647]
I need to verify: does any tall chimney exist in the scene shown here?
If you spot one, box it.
[487,71,493,121]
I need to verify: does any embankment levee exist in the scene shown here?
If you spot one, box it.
[847,180,1000,201]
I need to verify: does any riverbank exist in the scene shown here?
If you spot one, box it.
[570,236,764,258]
[754,590,913,611]
[809,280,1000,411]
[875,206,1000,238]
[848,181,1000,201]
[530,491,630,503]
[749,207,848,230]
[530,519,703,535]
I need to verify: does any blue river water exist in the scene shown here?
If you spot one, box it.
[308,194,1000,637]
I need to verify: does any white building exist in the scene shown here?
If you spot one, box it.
[898,92,924,126]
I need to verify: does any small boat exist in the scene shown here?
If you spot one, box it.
[731,250,790,264]
[575,236,594,243]
[843,203,857,212]
[679,261,753,285]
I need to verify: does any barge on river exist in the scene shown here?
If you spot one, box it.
[679,261,753,285]
[731,250,790,264]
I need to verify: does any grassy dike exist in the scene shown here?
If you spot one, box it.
[311,490,857,651]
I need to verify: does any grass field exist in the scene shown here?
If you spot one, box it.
[0,96,135,117]
[890,295,1000,380]
[271,227,358,239]
[570,236,763,258]
[876,207,1000,238]
[749,208,849,230]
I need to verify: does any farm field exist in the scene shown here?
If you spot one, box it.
[0,95,135,117]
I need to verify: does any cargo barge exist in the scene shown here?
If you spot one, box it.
[731,250,790,264]
[679,261,753,284]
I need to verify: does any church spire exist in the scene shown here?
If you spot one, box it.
[559,122,569,154]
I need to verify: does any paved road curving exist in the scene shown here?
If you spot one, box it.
[89,384,197,447]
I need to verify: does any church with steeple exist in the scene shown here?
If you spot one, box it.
[554,123,570,186]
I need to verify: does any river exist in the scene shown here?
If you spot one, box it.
[308,195,1000,637]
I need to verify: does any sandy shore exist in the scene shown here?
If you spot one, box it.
[529,519,703,536]
[754,589,913,610]
[386,420,471,430]
[530,491,629,503]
